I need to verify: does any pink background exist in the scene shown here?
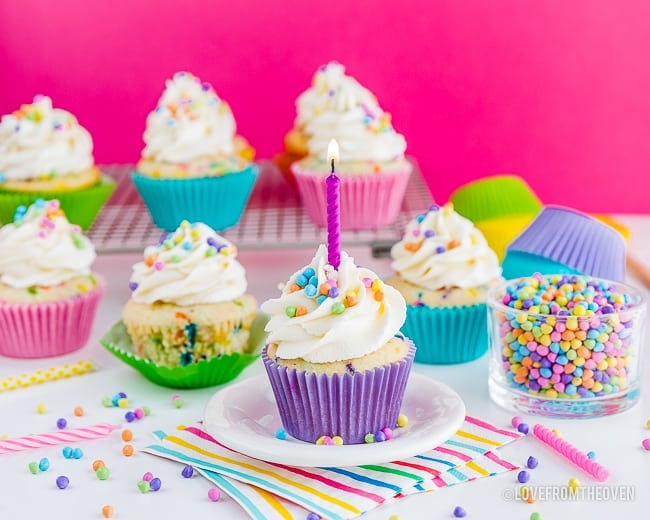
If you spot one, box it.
[1,1,649,212]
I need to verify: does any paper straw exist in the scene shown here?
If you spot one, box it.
[0,424,120,455]
[0,360,94,392]
[533,423,610,482]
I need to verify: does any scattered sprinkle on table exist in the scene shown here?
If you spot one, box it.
[453,505,467,518]
[102,505,114,518]
[56,475,69,489]
[181,465,194,478]
[208,488,221,502]
[527,456,539,469]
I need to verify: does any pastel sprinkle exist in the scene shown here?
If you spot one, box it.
[96,466,110,480]
[122,444,134,457]
[181,465,194,478]
[517,423,530,435]
[453,506,467,518]
[587,451,596,459]
[511,416,523,428]
[121,429,133,442]
[397,414,408,428]
[518,470,531,483]
[142,472,154,482]
[208,488,221,501]
[28,462,39,474]
[56,475,69,489]
[92,460,105,471]
[137,480,150,493]
[56,418,67,430]
[39,457,50,471]
[102,505,114,518]
[150,477,162,491]
[275,428,287,440]
[364,433,375,443]
[36,402,47,414]
[73,406,84,417]
[641,438,650,450]
[527,456,539,469]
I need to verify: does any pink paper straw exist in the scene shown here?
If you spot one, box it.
[533,423,609,482]
[0,424,121,455]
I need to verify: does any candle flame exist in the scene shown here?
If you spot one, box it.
[327,139,340,163]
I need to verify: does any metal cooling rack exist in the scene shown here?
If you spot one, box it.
[90,161,434,256]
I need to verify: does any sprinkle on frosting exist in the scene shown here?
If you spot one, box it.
[296,62,407,162]
[261,244,406,363]
[391,202,502,290]
[128,220,247,306]
[0,199,95,288]
[0,96,94,181]
[141,72,238,163]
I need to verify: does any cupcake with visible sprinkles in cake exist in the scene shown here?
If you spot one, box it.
[122,220,256,368]
[261,244,415,444]
[388,202,502,364]
[0,199,105,358]
[288,62,413,229]
[132,72,258,232]
[0,96,115,229]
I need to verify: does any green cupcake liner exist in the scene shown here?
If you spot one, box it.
[100,313,269,389]
[132,165,259,232]
[0,175,116,230]
[449,175,541,223]
[401,303,488,364]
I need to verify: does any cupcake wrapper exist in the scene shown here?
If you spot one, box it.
[449,175,542,223]
[0,176,116,230]
[501,251,582,280]
[132,165,259,232]
[262,342,415,444]
[475,215,535,262]
[291,163,412,230]
[401,304,488,365]
[100,314,269,389]
[0,281,105,359]
[507,205,627,282]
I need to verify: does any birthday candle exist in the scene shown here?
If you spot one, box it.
[0,360,94,392]
[326,138,341,270]
[0,424,121,455]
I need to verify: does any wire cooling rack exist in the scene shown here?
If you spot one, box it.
[90,160,434,256]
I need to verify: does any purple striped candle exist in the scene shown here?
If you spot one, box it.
[326,139,341,269]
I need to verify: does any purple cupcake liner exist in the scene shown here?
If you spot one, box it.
[507,205,626,281]
[262,341,415,444]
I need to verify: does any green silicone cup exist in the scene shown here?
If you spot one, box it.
[100,313,268,389]
[0,175,116,230]
[449,175,542,223]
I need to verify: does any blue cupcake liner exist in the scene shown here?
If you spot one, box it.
[501,250,582,280]
[132,165,259,231]
[402,303,488,364]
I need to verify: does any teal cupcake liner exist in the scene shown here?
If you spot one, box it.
[132,164,259,231]
[401,303,488,364]
[501,251,582,280]
[0,175,116,230]
[100,313,268,389]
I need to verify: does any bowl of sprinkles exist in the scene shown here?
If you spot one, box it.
[487,273,646,417]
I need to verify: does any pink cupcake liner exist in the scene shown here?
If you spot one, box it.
[0,280,105,359]
[262,340,415,444]
[291,163,413,230]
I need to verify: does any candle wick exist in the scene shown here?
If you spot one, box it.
[330,158,335,174]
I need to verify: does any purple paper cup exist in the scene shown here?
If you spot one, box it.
[503,205,626,282]
[262,340,415,444]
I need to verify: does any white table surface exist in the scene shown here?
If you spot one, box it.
[1,215,649,520]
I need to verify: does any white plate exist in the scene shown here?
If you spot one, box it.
[203,372,466,467]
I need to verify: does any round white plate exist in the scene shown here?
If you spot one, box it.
[203,372,466,467]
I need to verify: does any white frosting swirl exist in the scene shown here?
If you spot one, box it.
[391,203,501,290]
[262,244,406,363]
[296,62,407,162]
[142,72,237,163]
[0,96,94,181]
[0,199,95,288]
[129,222,247,306]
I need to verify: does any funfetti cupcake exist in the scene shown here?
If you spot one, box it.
[122,221,256,369]
[132,72,258,232]
[0,199,105,358]
[289,62,413,229]
[388,202,502,364]
[0,96,115,229]
[261,244,415,444]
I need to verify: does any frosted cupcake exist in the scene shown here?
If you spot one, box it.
[0,96,115,229]
[0,199,105,358]
[389,202,502,364]
[261,244,414,444]
[133,72,258,231]
[288,63,413,229]
[123,221,256,368]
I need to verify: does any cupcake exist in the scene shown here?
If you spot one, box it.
[123,220,256,368]
[132,72,258,232]
[388,202,502,364]
[0,96,115,229]
[288,62,413,229]
[261,244,414,444]
[0,199,105,358]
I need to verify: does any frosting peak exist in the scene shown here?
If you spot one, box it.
[141,72,237,163]
[129,221,247,306]
[0,96,94,182]
[296,62,407,162]
[261,245,407,363]
[0,199,96,288]
[391,203,502,290]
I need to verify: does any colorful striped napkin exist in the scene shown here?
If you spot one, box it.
[144,416,522,519]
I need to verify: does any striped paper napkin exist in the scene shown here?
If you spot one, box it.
[144,416,522,519]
